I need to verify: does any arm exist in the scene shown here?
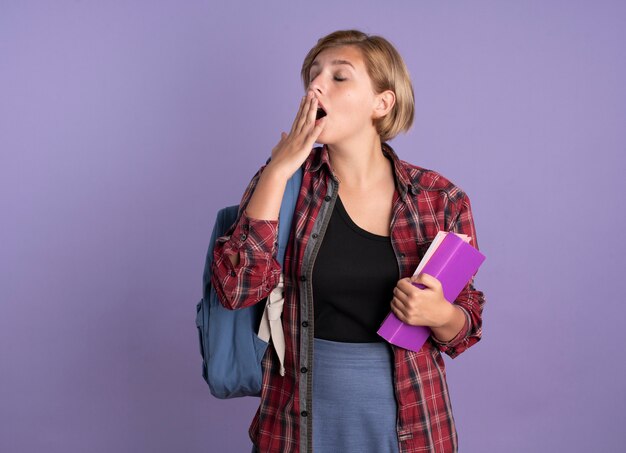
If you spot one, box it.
[210,167,283,310]
[433,192,486,357]
[391,192,486,357]
[211,91,326,310]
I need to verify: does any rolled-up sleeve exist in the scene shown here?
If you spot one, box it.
[435,192,486,358]
[210,168,282,310]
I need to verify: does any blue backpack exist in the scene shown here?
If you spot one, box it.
[195,168,302,398]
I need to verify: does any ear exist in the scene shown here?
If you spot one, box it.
[373,90,396,119]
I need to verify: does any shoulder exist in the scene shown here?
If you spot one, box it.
[396,160,476,238]
[399,159,468,205]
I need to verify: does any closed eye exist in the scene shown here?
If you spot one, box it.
[333,76,347,82]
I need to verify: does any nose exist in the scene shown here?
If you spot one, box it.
[308,73,324,95]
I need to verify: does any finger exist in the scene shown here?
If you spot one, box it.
[289,95,308,135]
[295,92,315,134]
[292,91,313,135]
[396,278,419,296]
[274,132,287,146]
[393,298,411,317]
[412,273,441,290]
[302,96,318,132]
[395,282,429,310]
[392,286,410,304]
[303,115,326,147]
[271,132,288,155]
[391,299,409,322]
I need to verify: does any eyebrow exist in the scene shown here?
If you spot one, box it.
[310,59,355,70]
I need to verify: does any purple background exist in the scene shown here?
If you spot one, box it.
[1,1,625,452]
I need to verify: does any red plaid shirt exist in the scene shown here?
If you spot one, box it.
[212,144,486,453]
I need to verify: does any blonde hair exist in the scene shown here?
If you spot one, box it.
[301,30,415,142]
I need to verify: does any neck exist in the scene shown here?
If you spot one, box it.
[326,135,390,189]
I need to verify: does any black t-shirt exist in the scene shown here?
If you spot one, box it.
[312,196,399,342]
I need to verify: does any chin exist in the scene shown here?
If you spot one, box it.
[315,131,330,146]
[316,130,345,147]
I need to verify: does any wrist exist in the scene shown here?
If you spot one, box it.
[437,303,458,329]
[261,163,291,185]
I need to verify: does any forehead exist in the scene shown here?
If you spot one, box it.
[310,45,365,70]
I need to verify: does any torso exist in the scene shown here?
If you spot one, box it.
[240,145,474,452]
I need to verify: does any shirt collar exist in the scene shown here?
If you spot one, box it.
[304,143,416,200]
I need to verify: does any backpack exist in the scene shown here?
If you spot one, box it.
[195,168,302,398]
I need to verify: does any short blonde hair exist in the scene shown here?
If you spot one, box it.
[301,30,415,142]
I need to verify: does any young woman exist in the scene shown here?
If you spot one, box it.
[212,30,486,453]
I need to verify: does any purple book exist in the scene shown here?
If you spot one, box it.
[377,232,486,352]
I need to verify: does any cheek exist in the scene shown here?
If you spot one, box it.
[337,93,369,120]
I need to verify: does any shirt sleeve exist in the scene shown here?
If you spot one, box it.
[433,192,486,358]
[210,167,282,310]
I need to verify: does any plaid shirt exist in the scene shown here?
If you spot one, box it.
[212,144,486,453]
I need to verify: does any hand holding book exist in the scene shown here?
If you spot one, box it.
[391,272,463,340]
[377,231,486,352]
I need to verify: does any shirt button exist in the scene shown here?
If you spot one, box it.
[400,253,406,258]
[240,234,247,241]
[230,270,236,277]
[301,321,309,327]
[324,195,331,202]
[243,224,249,231]
[312,233,319,239]
[300,367,308,373]
[300,275,306,282]
[301,411,308,417]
